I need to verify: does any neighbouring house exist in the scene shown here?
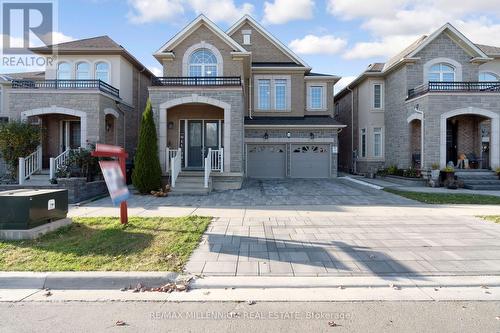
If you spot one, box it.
[336,23,500,180]
[0,36,153,187]
[149,15,344,193]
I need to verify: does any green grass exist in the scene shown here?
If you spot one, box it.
[482,216,500,224]
[0,216,211,272]
[384,188,500,205]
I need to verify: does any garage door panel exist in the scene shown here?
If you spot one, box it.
[291,145,330,178]
[247,144,286,178]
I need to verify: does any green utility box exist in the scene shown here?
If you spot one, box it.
[0,189,68,230]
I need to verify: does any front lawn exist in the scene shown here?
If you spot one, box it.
[384,188,500,205]
[482,216,500,224]
[0,216,211,271]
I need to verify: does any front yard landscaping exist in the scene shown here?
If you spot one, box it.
[0,216,211,271]
[384,188,500,204]
[482,216,500,224]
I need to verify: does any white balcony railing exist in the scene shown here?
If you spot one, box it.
[170,148,182,188]
[49,148,71,180]
[18,146,42,185]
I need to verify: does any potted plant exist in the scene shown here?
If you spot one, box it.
[430,163,440,180]
[441,166,455,183]
[496,167,500,180]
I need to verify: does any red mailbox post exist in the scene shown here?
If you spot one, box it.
[92,144,129,225]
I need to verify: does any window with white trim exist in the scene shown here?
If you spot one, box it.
[255,76,291,111]
[479,72,500,82]
[258,79,271,110]
[95,62,110,83]
[57,62,71,79]
[274,79,287,110]
[76,62,90,79]
[373,127,383,157]
[243,32,251,45]
[361,128,366,158]
[428,63,455,82]
[309,86,324,110]
[373,83,383,109]
[189,48,218,77]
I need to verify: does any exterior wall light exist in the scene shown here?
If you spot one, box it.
[263,132,269,140]
[286,132,291,138]
[168,121,174,129]
[310,132,315,139]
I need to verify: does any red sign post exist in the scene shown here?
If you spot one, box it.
[92,144,129,225]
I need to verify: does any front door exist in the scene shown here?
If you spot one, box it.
[187,120,203,168]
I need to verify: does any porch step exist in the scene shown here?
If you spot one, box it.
[455,170,500,191]
[169,173,212,196]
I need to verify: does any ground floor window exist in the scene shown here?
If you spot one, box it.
[373,127,382,157]
[360,128,366,158]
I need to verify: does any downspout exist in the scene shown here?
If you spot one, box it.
[347,86,355,174]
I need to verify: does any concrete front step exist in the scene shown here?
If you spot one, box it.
[455,170,499,190]
[169,173,212,195]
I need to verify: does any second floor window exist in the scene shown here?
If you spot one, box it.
[95,62,110,83]
[275,79,287,110]
[373,83,383,109]
[258,79,271,110]
[428,63,455,82]
[76,62,90,79]
[57,62,71,80]
[479,72,500,82]
[309,86,324,110]
[189,48,218,77]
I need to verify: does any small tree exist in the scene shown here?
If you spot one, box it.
[0,121,40,179]
[132,98,162,193]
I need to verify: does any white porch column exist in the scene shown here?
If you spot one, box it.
[223,106,231,173]
[491,116,499,169]
[159,106,168,175]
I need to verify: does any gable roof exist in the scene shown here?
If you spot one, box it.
[154,15,248,60]
[31,36,154,77]
[382,36,427,71]
[227,15,310,68]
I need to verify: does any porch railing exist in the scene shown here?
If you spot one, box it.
[407,81,500,100]
[204,148,223,189]
[209,148,224,173]
[49,148,71,180]
[152,76,242,87]
[18,146,42,185]
[170,149,182,188]
[165,147,180,173]
[11,79,120,99]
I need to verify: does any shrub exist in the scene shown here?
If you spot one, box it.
[54,145,101,182]
[431,163,440,170]
[442,166,455,173]
[495,167,500,175]
[132,98,162,194]
[0,121,40,179]
[387,165,398,175]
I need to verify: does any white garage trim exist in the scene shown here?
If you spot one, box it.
[21,106,87,148]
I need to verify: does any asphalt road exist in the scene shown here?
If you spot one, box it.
[1,301,499,332]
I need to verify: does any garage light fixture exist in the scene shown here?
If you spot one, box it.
[263,132,269,140]
[286,132,291,138]
[310,132,315,139]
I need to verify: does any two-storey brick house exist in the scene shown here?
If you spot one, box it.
[0,36,152,183]
[149,15,344,193]
[336,23,500,185]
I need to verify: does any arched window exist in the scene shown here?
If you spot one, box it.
[95,62,110,83]
[76,62,90,79]
[479,72,500,82]
[57,62,71,80]
[189,49,218,77]
[428,63,455,82]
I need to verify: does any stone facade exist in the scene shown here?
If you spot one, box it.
[148,88,245,174]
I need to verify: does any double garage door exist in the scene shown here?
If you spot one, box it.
[247,144,330,179]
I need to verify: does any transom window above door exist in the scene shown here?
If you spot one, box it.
[189,48,218,77]
[428,63,455,82]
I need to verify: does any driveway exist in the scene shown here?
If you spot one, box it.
[68,178,500,278]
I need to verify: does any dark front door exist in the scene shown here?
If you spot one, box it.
[188,120,203,168]
[446,119,458,165]
[204,120,219,158]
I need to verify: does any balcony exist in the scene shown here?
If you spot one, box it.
[407,81,500,100]
[152,76,242,87]
[11,79,120,99]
